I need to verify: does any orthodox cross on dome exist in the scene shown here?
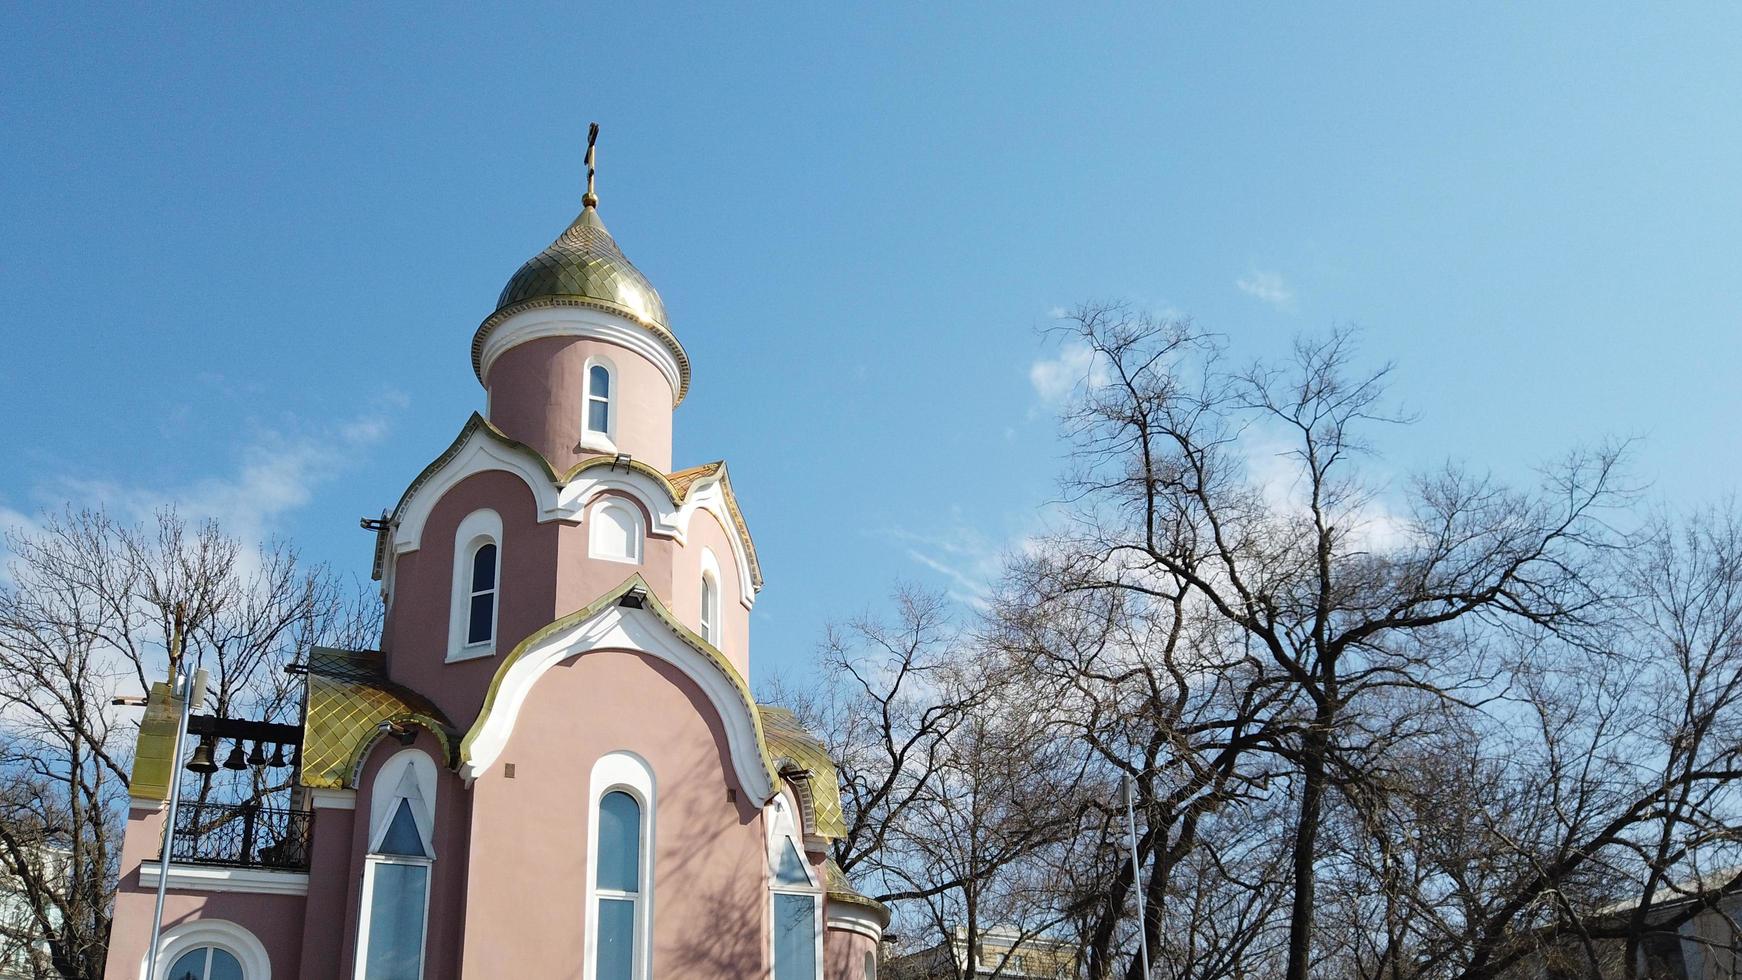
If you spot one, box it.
[582,122,600,208]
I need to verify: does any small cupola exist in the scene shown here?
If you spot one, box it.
[471,125,688,473]
[471,124,690,405]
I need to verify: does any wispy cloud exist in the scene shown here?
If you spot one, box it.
[1236,270,1298,312]
[1028,341,1109,406]
[874,510,1057,611]
[12,395,405,553]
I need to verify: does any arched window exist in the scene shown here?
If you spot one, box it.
[587,363,612,434]
[448,509,502,661]
[699,573,717,645]
[864,952,877,980]
[699,548,723,647]
[466,542,497,645]
[768,792,822,980]
[589,499,643,564]
[356,750,437,980]
[148,920,270,980]
[167,947,243,980]
[580,356,617,452]
[588,753,654,980]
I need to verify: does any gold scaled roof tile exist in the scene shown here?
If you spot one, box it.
[824,859,891,925]
[301,647,454,790]
[759,705,847,840]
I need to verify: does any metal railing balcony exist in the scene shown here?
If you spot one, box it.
[163,800,313,872]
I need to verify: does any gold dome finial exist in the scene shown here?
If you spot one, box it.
[582,122,600,209]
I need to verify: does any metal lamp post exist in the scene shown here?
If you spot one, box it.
[142,606,207,980]
[1122,774,1153,980]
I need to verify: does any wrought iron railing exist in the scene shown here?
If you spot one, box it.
[164,800,314,872]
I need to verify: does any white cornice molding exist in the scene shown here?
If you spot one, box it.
[391,427,563,556]
[392,431,759,608]
[308,788,356,810]
[478,307,681,408]
[826,902,886,942]
[138,861,311,896]
[460,602,775,802]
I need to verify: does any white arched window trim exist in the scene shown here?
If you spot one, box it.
[588,498,644,565]
[699,548,723,648]
[448,509,502,662]
[355,748,438,980]
[768,789,823,980]
[585,751,656,980]
[579,354,618,454]
[145,919,272,980]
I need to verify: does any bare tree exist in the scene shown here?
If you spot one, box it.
[0,508,377,978]
[1026,305,1624,980]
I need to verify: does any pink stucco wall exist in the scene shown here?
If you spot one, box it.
[102,803,306,980]
[552,490,677,622]
[486,335,676,474]
[459,648,769,978]
[668,507,752,678]
[825,919,881,980]
[384,469,561,726]
[336,731,471,980]
[297,796,356,978]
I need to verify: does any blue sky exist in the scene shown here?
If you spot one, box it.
[4,4,1739,685]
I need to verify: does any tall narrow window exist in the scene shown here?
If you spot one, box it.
[588,752,654,980]
[768,793,822,980]
[448,510,502,661]
[699,572,718,646]
[357,752,436,980]
[586,363,612,435]
[699,548,723,648]
[466,542,497,646]
[594,792,642,980]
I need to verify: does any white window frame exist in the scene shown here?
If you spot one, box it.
[580,354,618,454]
[585,752,656,980]
[699,548,722,647]
[447,509,502,662]
[354,748,438,980]
[588,498,644,565]
[145,919,271,980]
[354,856,432,980]
[767,791,824,980]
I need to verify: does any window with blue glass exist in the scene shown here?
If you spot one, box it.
[594,790,643,980]
[466,541,497,646]
[768,794,822,980]
[167,946,243,980]
[586,363,612,435]
[357,759,435,980]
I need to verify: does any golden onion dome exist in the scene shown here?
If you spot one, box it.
[472,124,690,401]
[491,205,668,329]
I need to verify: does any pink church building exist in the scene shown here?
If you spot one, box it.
[103,143,888,979]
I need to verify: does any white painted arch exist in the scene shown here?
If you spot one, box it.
[145,918,272,980]
[460,601,774,803]
[388,422,758,608]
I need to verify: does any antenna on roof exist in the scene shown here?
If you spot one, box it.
[583,122,600,209]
